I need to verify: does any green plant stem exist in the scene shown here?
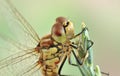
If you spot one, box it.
[77,22,101,76]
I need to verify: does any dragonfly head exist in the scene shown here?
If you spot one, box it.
[51,17,74,43]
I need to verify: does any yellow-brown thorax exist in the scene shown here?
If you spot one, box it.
[36,35,72,76]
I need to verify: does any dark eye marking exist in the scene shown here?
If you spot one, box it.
[66,21,69,26]
[63,21,69,33]
[64,21,69,27]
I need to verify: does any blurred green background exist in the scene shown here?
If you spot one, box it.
[0,0,120,76]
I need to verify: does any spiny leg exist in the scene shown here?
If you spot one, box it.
[69,43,89,66]
[72,50,84,65]
[87,40,94,50]
[68,53,78,66]
[58,55,67,76]
[73,28,86,39]
[18,61,42,76]
[69,40,93,66]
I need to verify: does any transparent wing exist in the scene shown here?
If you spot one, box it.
[0,33,42,76]
[0,47,41,76]
[0,0,40,48]
[0,25,42,76]
[0,33,30,51]
[0,0,42,75]
[0,48,36,69]
[0,39,41,76]
[18,61,42,76]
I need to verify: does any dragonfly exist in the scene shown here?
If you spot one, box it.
[0,0,108,76]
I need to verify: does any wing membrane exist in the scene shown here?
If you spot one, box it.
[0,33,30,50]
[0,33,41,76]
[0,0,40,47]
[0,48,37,69]
[0,0,42,75]
[18,62,41,76]
[6,0,40,42]
[0,48,41,76]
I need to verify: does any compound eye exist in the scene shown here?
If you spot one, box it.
[51,23,66,43]
[52,23,64,36]
[56,17,67,24]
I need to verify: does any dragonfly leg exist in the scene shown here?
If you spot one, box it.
[72,50,83,65]
[87,40,94,50]
[70,40,92,66]
[68,53,78,66]
[58,55,67,75]
[73,28,87,38]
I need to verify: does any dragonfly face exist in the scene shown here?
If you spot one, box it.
[51,17,74,44]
